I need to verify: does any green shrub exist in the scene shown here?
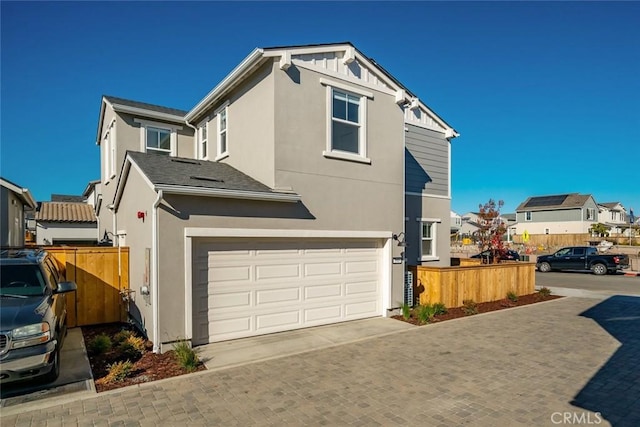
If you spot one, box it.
[432,302,448,315]
[537,287,552,299]
[113,329,134,345]
[88,333,112,355]
[104,360,134,383]
[506,291,518,303]
[399,302,411,320]
[118,335,146,359]
[173,340,199,372]
[462,299,478,316]
[416,304,437,325]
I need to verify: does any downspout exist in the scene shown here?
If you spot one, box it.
[152,190,163,353]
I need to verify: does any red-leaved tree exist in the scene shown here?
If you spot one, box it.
[473,199,507,263]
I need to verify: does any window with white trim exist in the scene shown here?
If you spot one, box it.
[525,211,532,221]
[103,121,116,182]
[586,208,596,220]
[320,78,371,163]
[134,118,182,156]
[146,127,171,155]
[421,221,436,259]
[217,105,228,159]
[198,121,208,159]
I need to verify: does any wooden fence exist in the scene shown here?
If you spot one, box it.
[409,262,536,308]
[511,233,638,248]
[45,247,129,327]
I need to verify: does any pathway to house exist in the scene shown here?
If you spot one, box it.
[2,296,639,426]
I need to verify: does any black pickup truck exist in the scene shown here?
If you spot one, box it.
[536,246,630,275]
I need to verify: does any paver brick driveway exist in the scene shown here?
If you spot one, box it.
[3,296,639,426]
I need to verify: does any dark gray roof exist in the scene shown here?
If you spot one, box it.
[599,202,622,210]
[104,95,188,117]
[51,194,85,203]
[127,151,277,194]
[516,193,592,212]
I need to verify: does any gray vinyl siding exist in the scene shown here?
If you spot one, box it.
[516,208,595,222]
[405,125,448,197]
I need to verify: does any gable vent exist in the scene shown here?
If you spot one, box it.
[190,175,224,183]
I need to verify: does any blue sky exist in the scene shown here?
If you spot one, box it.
[1,1,638,215]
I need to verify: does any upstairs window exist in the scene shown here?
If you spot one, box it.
[320,78,371,164]
[146,127,171,155]
[134,119,182,157]
[332,90,361,154]
[103,120,116,181]
[215,103,229,160]
[525,211,532,221]
[586,208,596,220]
[198,122,208,159]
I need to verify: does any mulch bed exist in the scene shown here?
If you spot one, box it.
[81,323,206,393]
[392,293,563,326]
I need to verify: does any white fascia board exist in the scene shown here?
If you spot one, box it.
[0,179,37,209]
[263,45,352,57]
[185,228,392,239]
[185,48,265,121]
[96,98,108,145]
[112,104,185,124]
[154,184,301,203]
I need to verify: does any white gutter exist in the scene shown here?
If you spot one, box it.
[152,190,163,353]
[154,184,301,203]
[185,48,264,121]
[111,103,185,124]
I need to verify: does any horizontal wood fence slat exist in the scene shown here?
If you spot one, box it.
[409,262,536,308]
[44,247,129,327]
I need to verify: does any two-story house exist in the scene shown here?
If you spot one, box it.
[597,202,628,236]
[514,193,599,236]
[93,43,458,352]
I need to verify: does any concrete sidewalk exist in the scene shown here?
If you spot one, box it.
[3,296,639,426]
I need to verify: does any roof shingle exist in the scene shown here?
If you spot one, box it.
[104,95,188,117]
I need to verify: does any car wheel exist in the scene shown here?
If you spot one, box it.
[592,263,607,276]
[41,348,60,384]
[538,262,551,273]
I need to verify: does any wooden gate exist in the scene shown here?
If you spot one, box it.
[45,247,129,327]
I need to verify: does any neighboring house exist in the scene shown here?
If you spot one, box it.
[35,202,98,245]
[514,193,599,235]
[459,212,481,238]
[93,42,458,351]
[0,177,36,247]
[597,202,628,236]
[450,211,462,235]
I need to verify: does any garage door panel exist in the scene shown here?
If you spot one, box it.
[304,283,342,299]
[345,260,378,274]
[210,265,251,282]
[346,280,378,295]
[256,287,300,305]
[193,238,383,344]
[208,292,251,309]
[304,305,342,322]
[256,311,300,330]
[255,264,300,280]
[304,262,342,277]
[345,300,379,317]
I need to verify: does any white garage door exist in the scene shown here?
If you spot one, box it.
[192,238,383,345]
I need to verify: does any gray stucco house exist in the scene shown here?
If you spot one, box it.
[93,43,458,351]
[1,177,36,247]
[514,193,600,236]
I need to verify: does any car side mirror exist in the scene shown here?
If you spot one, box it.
[55,281,78,294]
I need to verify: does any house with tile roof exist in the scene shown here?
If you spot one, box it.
[514,193,600,236]
[92,42,458,352]
[35,201,97,245]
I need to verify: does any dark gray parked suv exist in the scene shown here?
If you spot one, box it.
[0,249,77,384]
